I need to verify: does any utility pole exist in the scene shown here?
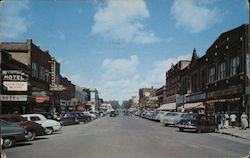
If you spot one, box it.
[246,0,250,123]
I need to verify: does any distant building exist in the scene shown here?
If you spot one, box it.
[100,103,113,112]
[87,88,99,112]
[131,96,139,108]
[139,87,158,110]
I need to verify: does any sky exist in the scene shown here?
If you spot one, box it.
[0,0,248,102]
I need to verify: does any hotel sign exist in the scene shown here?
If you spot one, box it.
[2,70,28,92]
[2,70,28,81]
[0,95,27,101]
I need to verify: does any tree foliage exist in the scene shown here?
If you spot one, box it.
[105,100,120,109]
[122,99,132,109]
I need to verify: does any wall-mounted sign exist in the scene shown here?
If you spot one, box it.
[2,70,28,81]
[35,96,50,103]
[3,81,28,91]
[49,84,66,91]
[0,95,27,101]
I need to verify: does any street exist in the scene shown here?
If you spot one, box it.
[4,115,250,158]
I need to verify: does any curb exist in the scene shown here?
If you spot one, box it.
[217,131,250,140]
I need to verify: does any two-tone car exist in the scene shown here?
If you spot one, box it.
[22,114,62,135]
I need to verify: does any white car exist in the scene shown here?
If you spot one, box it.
[22,114,61,135]
[155,111,170,122]
[83,111,96,120]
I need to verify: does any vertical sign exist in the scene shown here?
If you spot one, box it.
[50,57,56,86]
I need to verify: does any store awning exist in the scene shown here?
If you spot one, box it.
[157,103,176,110]
[184,102,204,109]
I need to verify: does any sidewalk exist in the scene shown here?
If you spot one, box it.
[218,127,250,140]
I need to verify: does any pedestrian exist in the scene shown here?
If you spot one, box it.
[230,113,237,128]
[224,112,229,128]
[220,112,225,129]
[240,112,248,130]
[217,112,221,129]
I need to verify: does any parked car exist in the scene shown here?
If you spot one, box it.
[161,112,186,126]
[0,114,44,141]
[178,114,218,133]
[59,112,92,126]
[150,111,160,121]
[38,112,59,121]
[83,111,96,120]
[22,114,61,135]
[155,111,170,122]
[0,120,26,148]
[59,112,79,126]
[1,138,7,158]
[110,111,117,117]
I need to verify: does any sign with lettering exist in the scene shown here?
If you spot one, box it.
[2,70,28,81]
[186,92,206,102]
[3,81,28,91]
[49,84,66,91]
[35,96,50,103]
[0,95,27,101]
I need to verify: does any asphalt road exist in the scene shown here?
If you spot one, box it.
[4,114,250,158]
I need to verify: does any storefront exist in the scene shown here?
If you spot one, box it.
[206,84,244,117]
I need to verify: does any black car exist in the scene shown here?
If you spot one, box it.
[59,112,92,126]
[178,114,217,133]
[110,111,116,117]
[0,120,26,148]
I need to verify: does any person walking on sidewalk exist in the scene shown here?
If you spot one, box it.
[240,112,248,130]
[224,112,229,128]
[220,112,226,129]
[230,113,237,128]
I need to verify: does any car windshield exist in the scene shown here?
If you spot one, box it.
[1,1,250,158]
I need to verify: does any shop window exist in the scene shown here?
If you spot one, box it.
[32,62,38,77]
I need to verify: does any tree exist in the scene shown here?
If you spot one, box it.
[122,99,132,109]
[105,100,120,109]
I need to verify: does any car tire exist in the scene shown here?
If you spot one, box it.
[44,127,53,135]
[196,129,201,133]
[164,123,168,126]
[1,151,7,158]
[25,130,36,141]
[3,138,14,148]
[179,127,184,132]
[75,118,79,124]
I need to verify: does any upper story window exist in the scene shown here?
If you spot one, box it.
[32,62,38,77]
[45,69,50,82]
[40,66,45,80]
[209,67,215,83]
[230,56,240,77]
[218,62,226,80]
[191,73,198,92]
[201,70,206,89]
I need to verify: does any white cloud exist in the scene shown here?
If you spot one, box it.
[141,54,191,87]
[91,0,160,44]
[102,55,139,80]
[0,0,30,39]
[63,54,192,102]
[170,0,220,33]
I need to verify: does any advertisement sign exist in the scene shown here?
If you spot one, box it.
[35,96,50,103]
[3,81,28,91]
[0,95,27,101]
